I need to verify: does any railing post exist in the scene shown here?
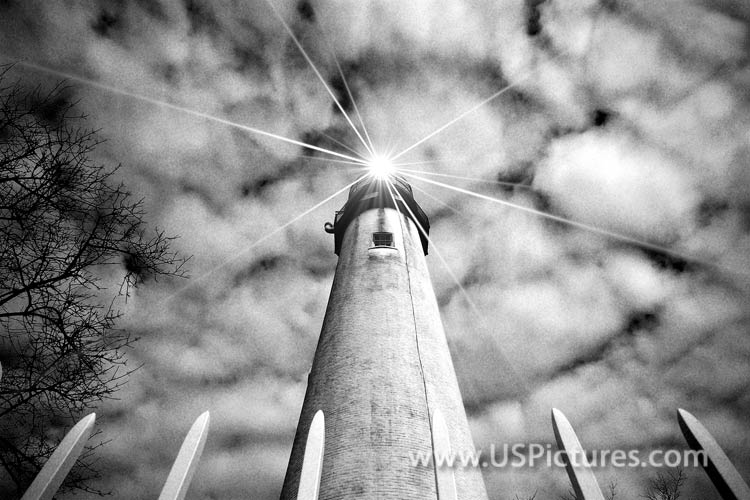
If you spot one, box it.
[432,409,458,500]
[297,410,325,500]
[158,411,211,500]
[20,413,96,500]
[678,409,750,500]
[551,408,605,500]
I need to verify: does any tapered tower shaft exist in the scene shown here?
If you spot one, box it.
[281,176,487,500]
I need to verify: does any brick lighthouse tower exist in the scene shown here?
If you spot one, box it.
[280,174,488,500]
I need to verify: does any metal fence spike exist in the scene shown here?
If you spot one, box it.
[157,411,210,500]
[677,408,750,500]
[297,410,325,500]
[20,413,96,500]
[432,409,458,500]
[551,408,605,500]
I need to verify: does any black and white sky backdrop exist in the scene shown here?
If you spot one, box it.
[1,0,749,499]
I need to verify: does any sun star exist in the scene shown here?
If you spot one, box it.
[367,154,396,179]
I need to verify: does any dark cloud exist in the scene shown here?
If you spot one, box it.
[0,0,749,499]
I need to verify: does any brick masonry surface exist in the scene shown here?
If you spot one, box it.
[280,207,488,500]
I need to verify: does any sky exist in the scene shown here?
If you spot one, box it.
[1,0,749,499]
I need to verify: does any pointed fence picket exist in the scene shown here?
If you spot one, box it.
[14,411,210,500]
[4,372,747,500]
[297,409,325,500]
[432,409,458,500]
[551,408,606,500]
[20,414,96,500]
[158,411,211,500]
[677,409,750,500]
[550,408,749,500]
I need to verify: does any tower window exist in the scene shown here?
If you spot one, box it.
[372,232,394,247]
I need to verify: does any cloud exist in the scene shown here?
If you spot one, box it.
[535,130,700,243]
[0,0,749,499]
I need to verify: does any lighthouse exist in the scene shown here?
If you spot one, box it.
[280,174,488,499]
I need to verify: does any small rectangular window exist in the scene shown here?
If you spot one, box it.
[372,232,394,247]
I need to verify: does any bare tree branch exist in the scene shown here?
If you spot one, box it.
[0,67,189,497]
[642,469,686,500]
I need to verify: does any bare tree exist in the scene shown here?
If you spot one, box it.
[0,69,187,496]
[606,479,618,500]
[642,469,686,500]
[559,479,617,500]
[559,487,578,500]
[555,470,682,500]
[516,490,539,500]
